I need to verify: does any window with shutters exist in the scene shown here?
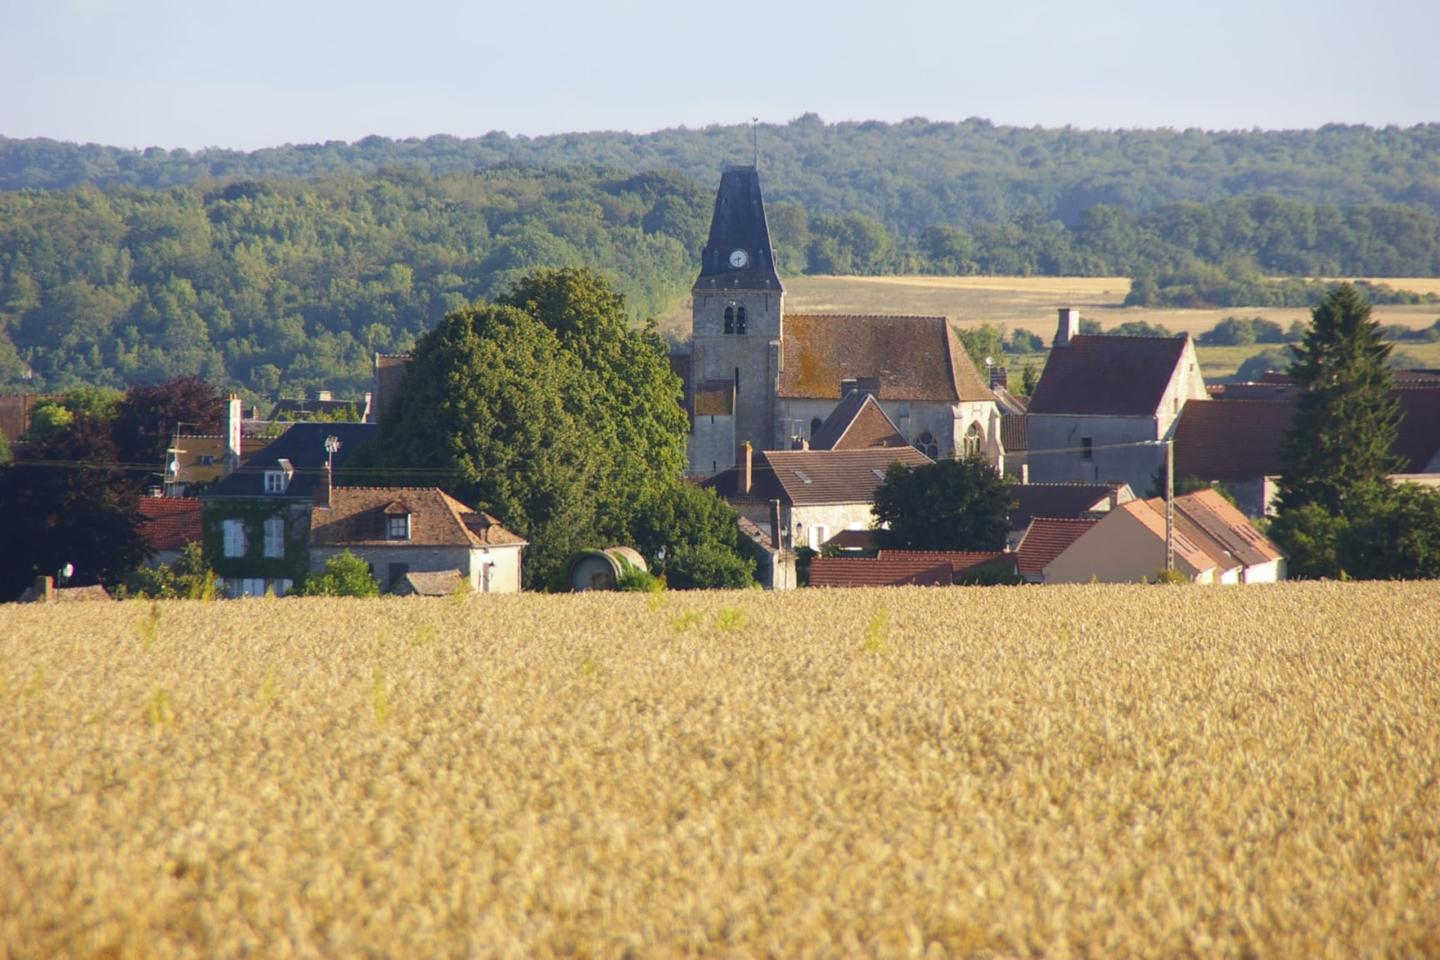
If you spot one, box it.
[263,515,284,558]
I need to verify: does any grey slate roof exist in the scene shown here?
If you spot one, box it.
[1008,482,1125,531]
[810,391,908,451]
[704,446,932,506]
[693,166,783,292]
[203,422,378,499]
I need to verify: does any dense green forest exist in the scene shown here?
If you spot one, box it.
[7,118,1440,226]
[0,168,709,394]
[4,118,1440,394]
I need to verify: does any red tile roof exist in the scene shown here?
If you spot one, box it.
[779,315,993,402]
[1008,483,1123,531]
[137,497,203,553]
[874,550,1012,578]
[311,487,527,548]
[1016,517,1099,575]
[1029,335,1191,416]
[809,556,954,588]
[1001,414,1028,452]
[763,447,933,505]
[1176,389,1440,479]
[810,391,909,450]
[1173,400,1291,482]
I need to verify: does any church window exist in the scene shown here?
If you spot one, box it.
[723,306,734,334]
[809,417,823,439]
[914,431,938,459]
[962,422,983,458]
[736,306,747,334]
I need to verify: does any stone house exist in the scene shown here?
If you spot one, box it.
[704,442,932,554]
[199,421,377,597]
[309,486,527,594]
[1027,309,1208,495]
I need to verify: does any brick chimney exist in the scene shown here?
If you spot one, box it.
[1054,308,1080,348]
[739,441,753,495]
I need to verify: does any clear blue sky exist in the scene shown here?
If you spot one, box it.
[3,0,1437,150]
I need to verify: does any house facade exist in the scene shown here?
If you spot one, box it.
[199,421,377,597]
[309,486,526,594]
[1027,310,1208,496]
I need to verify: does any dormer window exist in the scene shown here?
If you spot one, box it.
[724,306,735,334]
[264,458,295,494]
[384,501,412,540]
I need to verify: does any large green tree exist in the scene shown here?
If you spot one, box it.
[871,456,1012,551]
[1276,283,1400,516]
[361,268,691,589]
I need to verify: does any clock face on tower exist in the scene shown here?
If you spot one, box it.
[729,248,749,268]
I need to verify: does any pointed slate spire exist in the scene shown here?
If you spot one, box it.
[694,165,783,292]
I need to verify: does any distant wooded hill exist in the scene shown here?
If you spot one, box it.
[6,117,1440,226]
[3,118,1440,395]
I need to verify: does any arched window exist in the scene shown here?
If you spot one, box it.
[914,431,938,459]
[809,417,823,440]
[723,306,735,334]
[736,306,747,334]
[962,422,984,458]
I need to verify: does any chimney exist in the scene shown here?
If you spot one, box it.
[989,366,1009,390]
[790,436,809,451]
[316,390,332,402]
[840,378,858,397]
[34,575,55,604]
[1054,308,1080,348]
[315,460,333,509]
[739,441,753,495]
[769,499,784,551]
[225,394,243,476]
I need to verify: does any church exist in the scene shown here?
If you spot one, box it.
[680,165,1002,477]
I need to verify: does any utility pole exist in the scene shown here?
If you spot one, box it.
[1165,436,1175,571]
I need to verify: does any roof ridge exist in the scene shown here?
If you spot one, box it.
[784,313,948,321]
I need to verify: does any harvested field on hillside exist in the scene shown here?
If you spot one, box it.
[3,585,1439,957]
[658,275,1440,348]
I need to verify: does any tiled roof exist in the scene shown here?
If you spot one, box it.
[1394,389,1440,472]
[1175,389,1440,478]
[704,447,931,506]
[204,422,377,499]
[1163,488,1283,568]
[1173,400,1290,481]
[694,379,735,416]
[810,392,908,451]
[1016,518,1099,576]
[1001,414,1028,453]
[764,447,933,506]
[1029,335,1191,416]
[779,315,993,402]
[396,570,467,596]
[1008,483,1124,531]
[992,386,1030,416]
[137,497,203,553]
[310,486,527,548]
[809,556,954,588]
[874,550,1012,578]
[1114,500,1216,574]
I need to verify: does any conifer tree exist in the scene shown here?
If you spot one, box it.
[1276,283,1400,516]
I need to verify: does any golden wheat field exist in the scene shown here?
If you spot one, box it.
[3,584,1439,958]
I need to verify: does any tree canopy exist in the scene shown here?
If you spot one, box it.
[871,457,1013,552]
[357,268,728,589]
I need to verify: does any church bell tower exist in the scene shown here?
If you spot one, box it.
[690,165,785,472]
